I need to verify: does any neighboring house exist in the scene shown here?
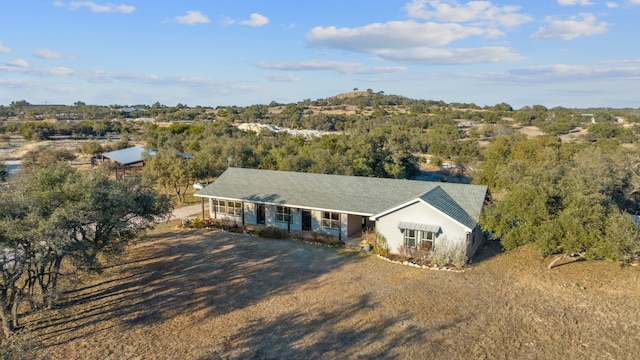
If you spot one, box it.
[98,146,156,179]
[195,168,489,258]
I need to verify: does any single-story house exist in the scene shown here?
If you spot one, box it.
[195,168,489,258]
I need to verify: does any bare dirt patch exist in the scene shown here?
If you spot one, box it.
[26,229,640,359]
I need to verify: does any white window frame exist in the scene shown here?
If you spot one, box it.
[404,229,417,247]
[322,212,340,230]
[275,206,290,223]
[419,231,436,250]
[213,199,242,216]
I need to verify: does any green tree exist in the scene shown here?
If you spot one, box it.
[22,148,76,168]
[79,140,104,156]
[0,164,170,336]
[478,135,640,261]
[143,151,196,204]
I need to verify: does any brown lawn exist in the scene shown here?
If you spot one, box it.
[16,227,640,359]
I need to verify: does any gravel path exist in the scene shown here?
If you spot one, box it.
[170,203,205,220]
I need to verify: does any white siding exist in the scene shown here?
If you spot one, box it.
[207,199,353,238]
[467,225,485,258]
[244,202,256,224]
[309,210,350,238]
[375,200,470,254]
[207,198,242,223]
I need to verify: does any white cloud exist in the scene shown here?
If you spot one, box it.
[0,78,34,87]
[405,0,532,27]
[53,1,135,13]
[241,13,269,27]
[532,13,609,40]
[255,60,407,75]
[0,60,74,76]
[6,58,29,68]
[83,69,158,83]
[465,60,640,84]
[225,13,270,27]
[0,42,11,54]
[303,2,532,66]
[376,46,524,64]
[33,49,66,59]
[174,10,210,25]
[557,0,594,6]
[306,20,522,64]
[261,73,302,82]
[79,70,257,94]
[606,2,619,7]
[307,21,487,51]
[38,67,75,76]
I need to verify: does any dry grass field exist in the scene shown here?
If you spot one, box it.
[16,226,640,360]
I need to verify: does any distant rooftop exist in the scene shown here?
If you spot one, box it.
[120,107,147,113]
[102,146,156,165]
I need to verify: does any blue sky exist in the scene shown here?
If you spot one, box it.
[1,1,639,109]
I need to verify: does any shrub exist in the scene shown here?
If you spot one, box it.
[254,226,287,239]
[398,242,432,266]
[309,231,343,246]
[181,217,216,229]
[362,230,389,256]
[430,237,467,269]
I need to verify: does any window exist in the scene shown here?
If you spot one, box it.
[404,229,417,247]
[403,229,436,249]
[213,199,242,216]
[275,206,290,223]
[322,212,340,229]
[420,231,436,250]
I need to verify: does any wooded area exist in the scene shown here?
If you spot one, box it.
[1,92,640,345]
[0,161,171,337]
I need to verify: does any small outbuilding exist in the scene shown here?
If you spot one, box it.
[99,146,156,179]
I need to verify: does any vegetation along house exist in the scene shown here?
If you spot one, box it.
[195,168,489,258]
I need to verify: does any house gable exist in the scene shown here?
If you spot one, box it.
[370,185,482,231]
[374,200,471,254]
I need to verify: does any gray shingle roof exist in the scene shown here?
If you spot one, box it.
[196,168,487,227]
[102,146,156,165]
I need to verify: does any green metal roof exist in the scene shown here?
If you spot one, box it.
[102,146,156,165]
[196,167,487,227]
[397,222,441,233]
[419,186,479,230]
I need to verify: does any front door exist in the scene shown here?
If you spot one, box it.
[257,204,266,224]
[302,210,312,230]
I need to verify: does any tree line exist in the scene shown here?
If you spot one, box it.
[476,134,640,261]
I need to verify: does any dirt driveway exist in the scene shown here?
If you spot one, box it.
[170,203,204,220]
[29,228,640,359]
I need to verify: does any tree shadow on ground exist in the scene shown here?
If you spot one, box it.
[471,239,503,264]
[205,293,470,359]
[32,230,357,346]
